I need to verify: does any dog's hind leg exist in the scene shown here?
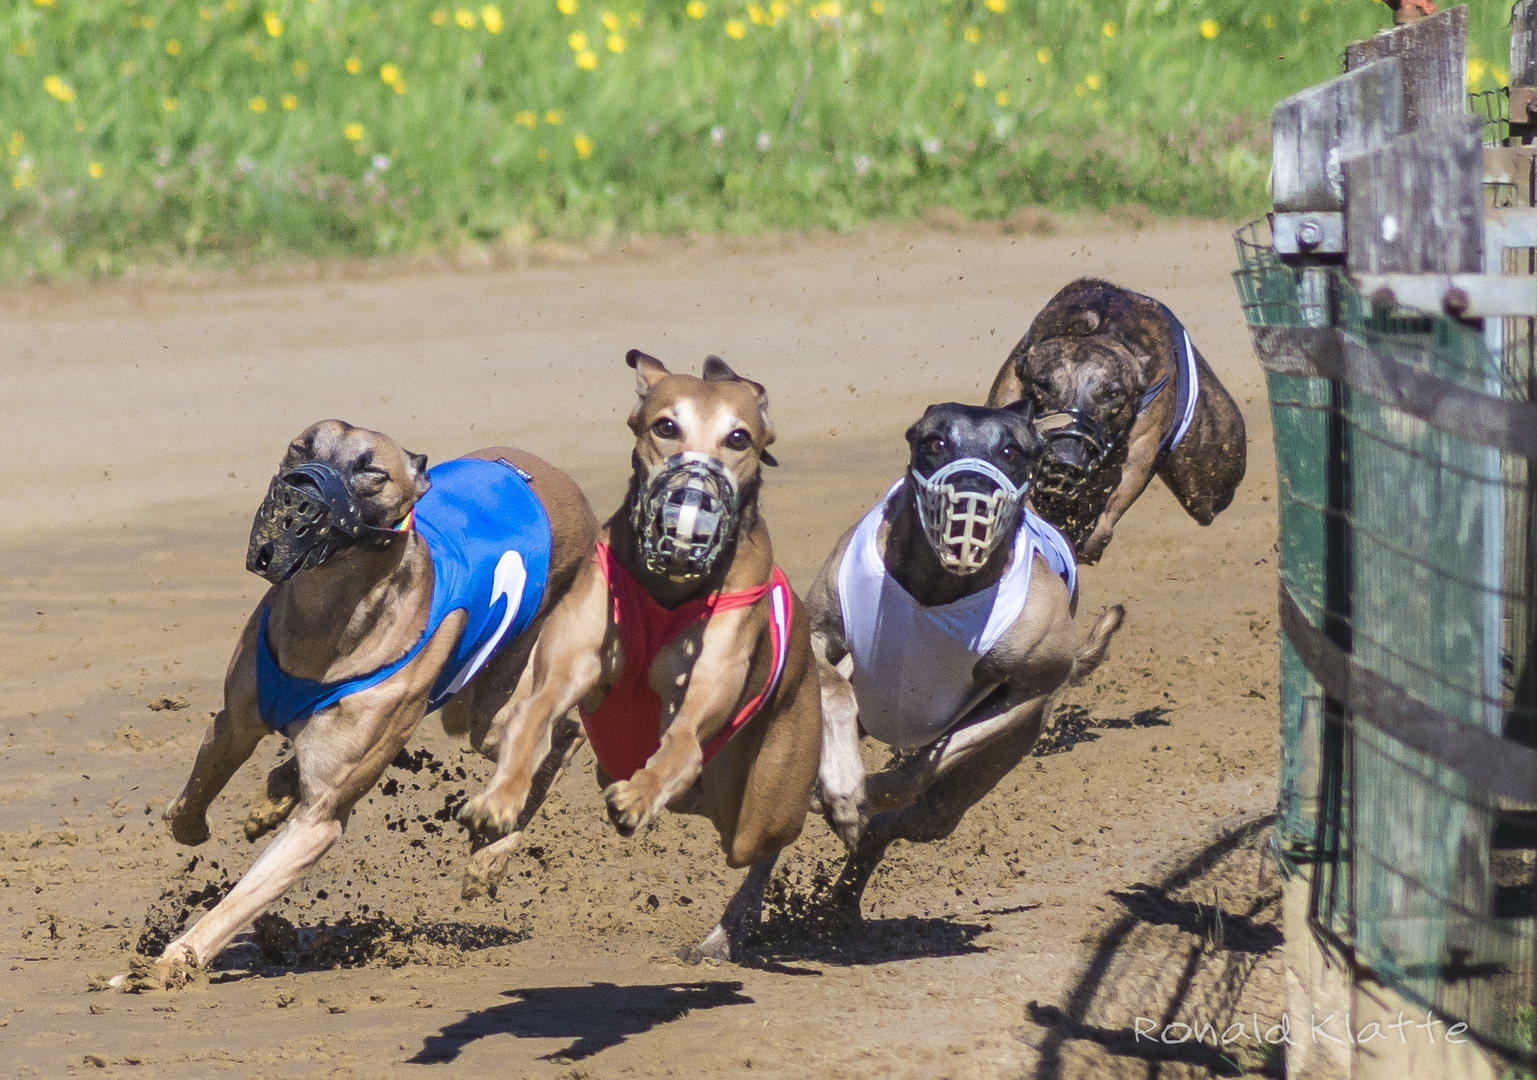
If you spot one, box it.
[688,852,779,963]
[813,653,865,849]
[164,626,266,846]
[242,756,300,843]
[461,714,585,901]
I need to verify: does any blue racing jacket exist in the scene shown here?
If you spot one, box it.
[255,457,552,731]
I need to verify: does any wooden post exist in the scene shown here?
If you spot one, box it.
[1344,116,1486,276]
[1345,4,1466,131]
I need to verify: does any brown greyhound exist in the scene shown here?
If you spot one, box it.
[457,351,823,961]
[807,402,1124,917]
[127,420,597,989]
[986,279,1246,564]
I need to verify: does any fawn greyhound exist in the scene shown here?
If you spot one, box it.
[129,420,597,989]
[986,279,1245,564]
[457,351,822,961]
[806,402,1124,916]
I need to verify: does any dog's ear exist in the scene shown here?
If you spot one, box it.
[407,451,431,499]
[626,349,671,397]
[740,374,776,464]
[702,354,738,382]
[1063,309,1101,336]
[1001,398,1036,422]
[281,423,324,468]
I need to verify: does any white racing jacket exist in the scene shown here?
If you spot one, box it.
[837,480,1077,750]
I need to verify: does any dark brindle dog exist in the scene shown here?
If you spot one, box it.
[986,279,1246,564]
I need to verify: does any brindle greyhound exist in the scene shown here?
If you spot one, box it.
[129,420,597,989]
[807,402,1123,916]
[986,279,1245,564]
[457,351,822,961]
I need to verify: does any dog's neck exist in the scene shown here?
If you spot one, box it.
[881,481,1015,607]
[266,531,433,681]
[610,474,761,608]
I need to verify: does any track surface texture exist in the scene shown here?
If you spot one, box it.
[1,220,1285,1079]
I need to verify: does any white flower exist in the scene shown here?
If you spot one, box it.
[372,154,391,171]
[710,125,726,146]
[853,154,872,176]
[756,131,771,151]
[921,137,942,155]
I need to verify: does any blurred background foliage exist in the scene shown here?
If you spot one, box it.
[0,0,1513,278]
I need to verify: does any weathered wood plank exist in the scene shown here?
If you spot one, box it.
[1345,115,1486,275]
[1273,58,1404,214]
[1513,0,1537,88]
[1345,4,1467,131]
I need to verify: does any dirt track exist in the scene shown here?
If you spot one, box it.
[0,220,1285,1079]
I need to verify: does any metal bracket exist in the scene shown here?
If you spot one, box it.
[1351,272,1537,317]
[1273,211,1345,256]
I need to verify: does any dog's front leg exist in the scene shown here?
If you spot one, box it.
[1082,424,1163,563]
[605,607,756,836]
[813,643,865,848]
[164,610,266,846]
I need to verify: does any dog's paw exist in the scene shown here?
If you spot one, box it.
[457,791,521,841]
[163,801,210,847]
[116,950,197,994]
[603,777,660,837]
[1080,524,1113,564]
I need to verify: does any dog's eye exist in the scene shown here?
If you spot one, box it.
[1000,445,1018,461]
[925,435,947,456]
[354,466,389,487]
[651,417,680,440]
[723,428,752,452]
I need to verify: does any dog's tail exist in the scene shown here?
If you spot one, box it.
[1066,604,1125,686]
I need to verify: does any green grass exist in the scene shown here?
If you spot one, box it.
[0,0,1515,279]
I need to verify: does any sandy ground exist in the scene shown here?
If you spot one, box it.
[0,219,1286,1079]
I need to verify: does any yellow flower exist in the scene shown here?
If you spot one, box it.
[8,131,23,156]
[1036,47,1051,64]
[1085,73,1101,90]
[1199,18,1218,39]
[224,0,237,10]
[482,5,503,32]
[344,122,365,141]
[575,49,598,69]
[995,91,1009,106]
[162,96,179,111]
[514,110,538,127]
[345,57,362,73]
[870,0,883,13]
[984,0,1005,11]
[627,10,642,25]
[264,12,283,36]
[281,93,298,109]
[1495,65,1510,87]
[748,3,764,23]
[574,133,593,158]
[1298,9,1309,23]
[1102,21,1115,38]
[602,10,620,30]
[199,7,213,19]
[380,63,401,85]
[12,162,35,189]
[43,75,75,103]
[726,19,745,39]
[569,30,588,49]
[119,60,136,75]
[964,26,980,43]
[1262,14,1276,28]
[88,161,104,179]
[607,34,625,52]
[432,9,449,25]
[545,110,562,124]
[32,0,55,6]
[557,0,577,12]
[393,79,407,94]
[1467,59,1487,86]
[972,69,987,88]
[455,8,477,27]
[537,147,549,160]
[249,96,268,112]
[292,58,308,75]
[165,38,182,56]
[1074,84,1084,97]
[686,0,706,17]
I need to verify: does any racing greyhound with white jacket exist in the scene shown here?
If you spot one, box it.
[808,401,1124,916]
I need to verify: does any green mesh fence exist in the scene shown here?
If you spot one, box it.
[1234,222,1537,1065]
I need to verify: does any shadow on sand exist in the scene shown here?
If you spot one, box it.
[408,980,754,1064]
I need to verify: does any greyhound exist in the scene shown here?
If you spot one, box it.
[805,402,1124,917]
[130,420,597,989]
[986,279,1246,564]
[457,351,823,961]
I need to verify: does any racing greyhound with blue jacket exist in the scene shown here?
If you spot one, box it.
[131,420,596,989]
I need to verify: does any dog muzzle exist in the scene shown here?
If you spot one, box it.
[910,458,1029,575]
[1031,410,1125,553]
[246,462,407,584]
[631,452,743,579]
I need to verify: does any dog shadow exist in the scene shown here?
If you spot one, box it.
[409,979,754,1064]
[746,912,991,968]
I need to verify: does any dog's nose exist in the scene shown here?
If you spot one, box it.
[1046,434,1094,468]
